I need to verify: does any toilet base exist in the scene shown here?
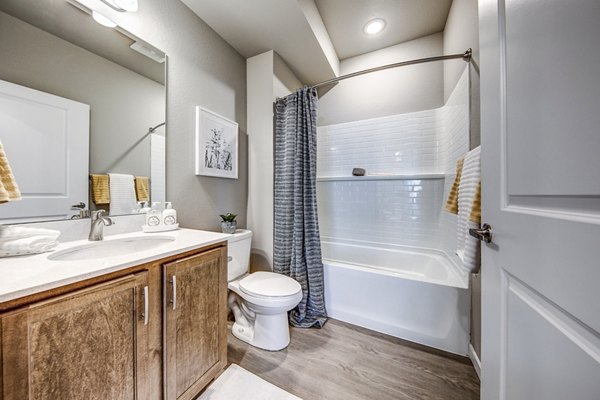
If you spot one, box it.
[231,312,291,351]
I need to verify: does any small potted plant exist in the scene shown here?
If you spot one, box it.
[219,213,237,234]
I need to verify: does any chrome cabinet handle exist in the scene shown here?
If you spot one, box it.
[170,275,177,310]
[469,223,493,243]
[143,285,149,325]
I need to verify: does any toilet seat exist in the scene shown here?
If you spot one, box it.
[239,271,301,298]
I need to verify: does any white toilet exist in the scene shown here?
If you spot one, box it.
[227,230,302,351]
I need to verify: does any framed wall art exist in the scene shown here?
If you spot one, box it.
[195,106,238,179]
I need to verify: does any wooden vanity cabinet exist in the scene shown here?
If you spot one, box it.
[0,243,228,400]
[163,247,228,400]
[0,272,150,400]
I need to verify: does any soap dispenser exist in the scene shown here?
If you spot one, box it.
[162,202,177,225]
[146,202,162,227]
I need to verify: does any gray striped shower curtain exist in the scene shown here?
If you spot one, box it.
[274,87,327,328]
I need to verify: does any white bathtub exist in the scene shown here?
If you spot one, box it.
[322,239,471,355]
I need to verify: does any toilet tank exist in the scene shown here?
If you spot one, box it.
[226,229,252,282]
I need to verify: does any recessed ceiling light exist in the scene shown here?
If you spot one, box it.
[92,10,118,28]
[363,18,386,35]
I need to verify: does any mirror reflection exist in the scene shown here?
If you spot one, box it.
[0,0,166,223]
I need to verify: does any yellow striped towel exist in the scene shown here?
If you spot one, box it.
[90,174,110,204]
[135,176,149,202]
[469,181,481,223]
[0,141,21,203]
[444,157,464,214]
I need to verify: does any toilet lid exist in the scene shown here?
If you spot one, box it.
[239,271,301,297]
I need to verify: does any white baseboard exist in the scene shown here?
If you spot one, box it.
[468,343,481,380]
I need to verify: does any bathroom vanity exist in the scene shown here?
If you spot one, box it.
[0,229,229,400]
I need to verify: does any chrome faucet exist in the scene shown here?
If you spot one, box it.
[89,210,114,241]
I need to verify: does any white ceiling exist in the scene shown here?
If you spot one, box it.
[180,0,338,85]
[315,0,452,60]
[182,0,454,85]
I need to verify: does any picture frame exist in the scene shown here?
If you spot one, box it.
[195,106,239,179]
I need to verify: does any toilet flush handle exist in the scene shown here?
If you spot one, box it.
[228,256,233,262]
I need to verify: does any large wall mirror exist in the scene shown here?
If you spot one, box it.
[0,0,166,223]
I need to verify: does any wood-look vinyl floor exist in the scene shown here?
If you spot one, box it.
[228,319,480,400]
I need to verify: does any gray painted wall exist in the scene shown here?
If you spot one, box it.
[443,0,479,102]
[273,52,303,99]
[0,11,164,179]
[246,51,303,272]
[247,51,276,272]
[443,0,481,360]
[317,33,444,126]
[93,0,248,231]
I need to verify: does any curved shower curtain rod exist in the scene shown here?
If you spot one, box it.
[309,48,472,90]
[148,122,166,133]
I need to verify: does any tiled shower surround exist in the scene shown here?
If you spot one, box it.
[317,68,469,255]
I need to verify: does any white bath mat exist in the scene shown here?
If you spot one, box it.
[198,364,302,400]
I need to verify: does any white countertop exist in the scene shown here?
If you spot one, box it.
[0,228,230,304]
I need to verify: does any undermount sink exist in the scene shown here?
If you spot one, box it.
[48,236,175,262]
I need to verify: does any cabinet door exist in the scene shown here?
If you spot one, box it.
[164,247,227,400]
[1,272,150,400]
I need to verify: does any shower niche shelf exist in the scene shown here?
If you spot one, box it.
[316,174,446,182]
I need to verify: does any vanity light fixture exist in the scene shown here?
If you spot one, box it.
[363,18,386,35]
[92,10,118,28]
[101,0,139,12]
[130,41,166,63]
[70,0,138,29]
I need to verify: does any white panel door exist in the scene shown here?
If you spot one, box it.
[0,80,89,223]
[479,1,600,399]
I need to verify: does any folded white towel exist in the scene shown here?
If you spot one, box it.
[0,236,59,257]
[457,146,481,273]
[0,225,60,241]
[109,173,137,216]
[0,225,61,257]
